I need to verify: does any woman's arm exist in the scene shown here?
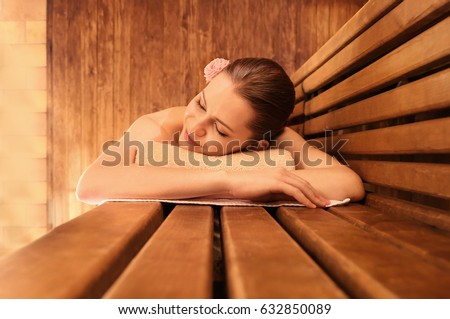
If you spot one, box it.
[76,114,330,207]
[76,111,228,205]
[275,127,365,201]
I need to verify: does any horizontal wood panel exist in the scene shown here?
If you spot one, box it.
[221,207,346,298]
[314,117,450,154]
[277,207,450,298]
[307,15,450,115]
[294,84,305,101]
[0,202,164,298]
[290,0,400,85]
[303,0,450,93]
[289,100,305,120]
[105,205,214,298]
[304,68,450,134]
[365,193,450,232]
[348,160,450,199]
[329,204,450,270]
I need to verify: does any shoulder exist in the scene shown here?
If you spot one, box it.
[128,107,186,141]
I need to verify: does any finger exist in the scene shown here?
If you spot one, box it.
[286,175,329,207]
[277,183,316,208]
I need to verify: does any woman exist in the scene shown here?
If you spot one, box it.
[76,58,365,207]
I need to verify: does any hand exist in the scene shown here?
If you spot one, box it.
[226,168,331,208]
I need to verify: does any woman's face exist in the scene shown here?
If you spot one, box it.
[179,73,256,156]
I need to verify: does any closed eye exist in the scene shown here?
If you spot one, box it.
[215,123,227,137]
[196,99,228,137]
[196,100,206,111]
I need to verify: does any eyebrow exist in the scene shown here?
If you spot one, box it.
[202,90,235,133]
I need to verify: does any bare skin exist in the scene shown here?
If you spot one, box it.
[76,73,365,206]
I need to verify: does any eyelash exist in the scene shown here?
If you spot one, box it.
[195,100,227,137]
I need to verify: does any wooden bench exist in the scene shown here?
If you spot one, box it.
[0,0,449,298]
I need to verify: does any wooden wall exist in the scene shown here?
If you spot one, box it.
[48,0,366,225]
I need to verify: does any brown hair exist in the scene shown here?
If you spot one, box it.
[223,58,295,140]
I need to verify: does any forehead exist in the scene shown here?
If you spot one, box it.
[203,73,255,136]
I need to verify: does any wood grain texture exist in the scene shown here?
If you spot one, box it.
[313,117,450,155]
[294,83,305,101]
[289,100,305,119]
[304,68,450,134]
[291,0,399,85]
[221,206,346,298]
[303,0,450,93]
[348,160,450,199]
[328,204,450,270]
[49,0,365,224]
[277,207,450,298]
[365,193,450,232]
[307,15,450,115]
[105,205,214,299]
[0,202,163,298]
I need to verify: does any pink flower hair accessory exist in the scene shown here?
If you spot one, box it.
[204,58,230,82]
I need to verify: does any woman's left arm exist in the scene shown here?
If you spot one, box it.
[275,127,365,201]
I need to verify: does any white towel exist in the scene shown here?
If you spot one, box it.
[102,197,351,207]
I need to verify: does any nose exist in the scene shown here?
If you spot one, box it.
[195,127,206,137]
[191,116,208,137]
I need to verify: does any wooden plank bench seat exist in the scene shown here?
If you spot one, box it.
[0,0,449,298]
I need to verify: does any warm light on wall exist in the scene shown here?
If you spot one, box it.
[0,0,48,257]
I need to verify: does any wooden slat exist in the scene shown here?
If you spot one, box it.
[49,0,69,225]
[96,0,115,162]
[348,160,450,199]
[315,117,450,155]
[105,205,214,298]
[307,15,450,115]
[294,83,305,101]
[328,204,450,270]
[0,202,163,298]
[277,207,450,298]
[288,100,305,120]
[303,0,450,93]
[290,0,400,85]
[365,193,450,232]
[221,206,346,298]
[304,68,450,134]
[113,0,132,139]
